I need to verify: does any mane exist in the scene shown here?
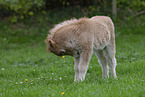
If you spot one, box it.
[49,18,78,34]
[47,17,89,39]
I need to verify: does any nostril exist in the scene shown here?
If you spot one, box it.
[77,51,79,55]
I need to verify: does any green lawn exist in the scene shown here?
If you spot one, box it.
[0,19,145,97]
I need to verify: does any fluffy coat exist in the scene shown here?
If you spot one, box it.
[45,16,117,81]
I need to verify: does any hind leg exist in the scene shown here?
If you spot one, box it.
[95,50,109,78]
[105,46,117,78]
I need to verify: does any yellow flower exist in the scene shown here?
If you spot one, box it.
[61,92,65,95]
[62,56,65,58]
[25,79,28,82]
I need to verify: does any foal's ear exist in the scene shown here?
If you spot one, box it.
[45,39,49,44]
[48,39,56,48]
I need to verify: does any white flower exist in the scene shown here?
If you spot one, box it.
[38,78,40,79]
[31,83,33,85]
[2,68,4,70]
[59,77,62,80]
[20,82,23,84]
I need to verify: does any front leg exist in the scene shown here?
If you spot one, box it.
[74,57,80,82]
[78,50,93,81]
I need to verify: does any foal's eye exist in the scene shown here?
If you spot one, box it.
[60,49,65,55]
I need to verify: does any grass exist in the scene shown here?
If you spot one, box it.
[0,16,145,97]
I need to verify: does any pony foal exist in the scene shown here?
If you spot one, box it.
[45,16,117,82]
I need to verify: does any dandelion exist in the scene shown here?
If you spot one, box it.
[25,79,28,82]
[2,68,4,70]
[62,56,65,58]
[61,92,65,95]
